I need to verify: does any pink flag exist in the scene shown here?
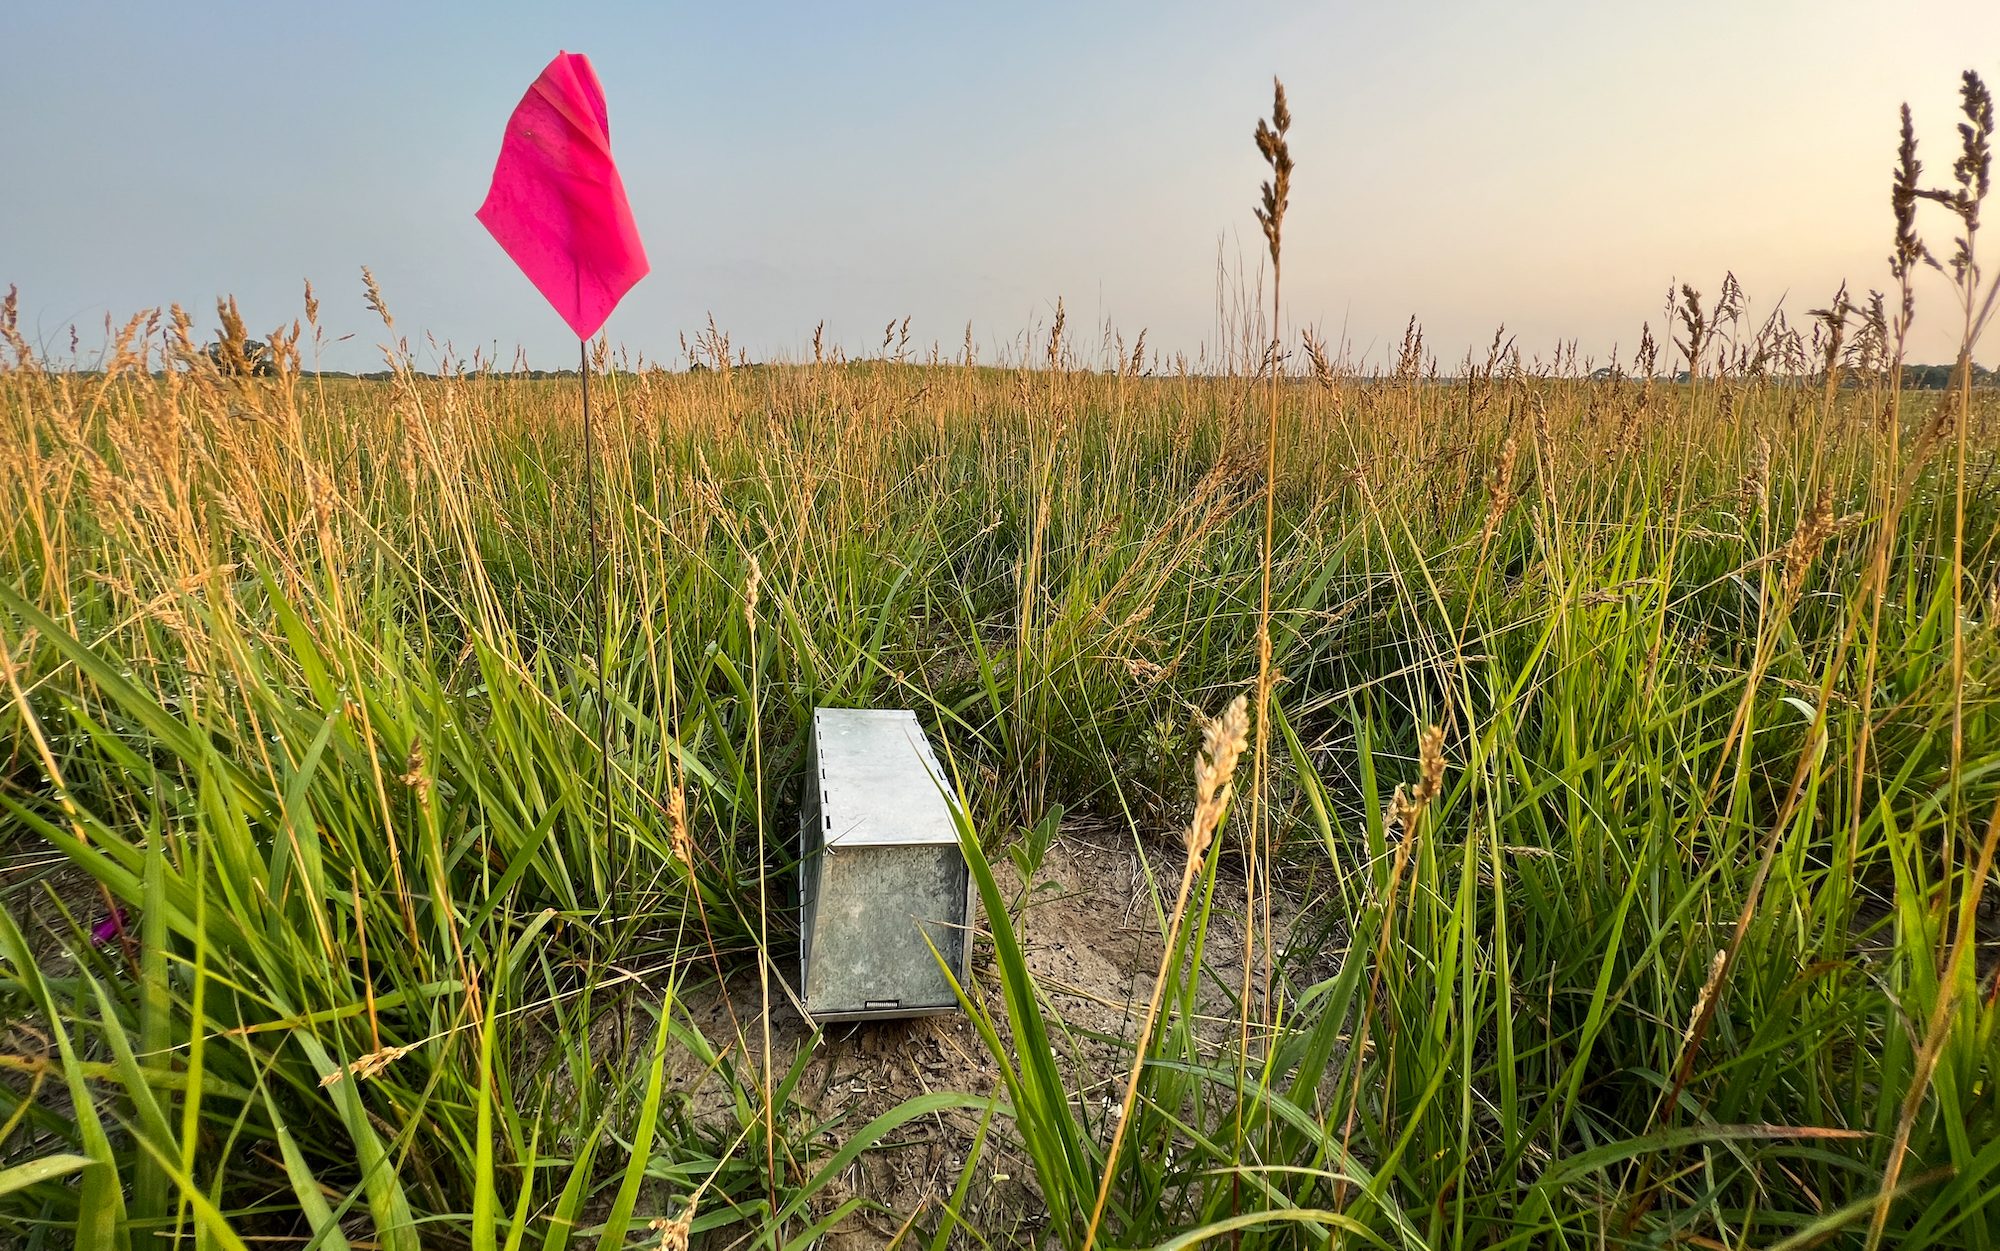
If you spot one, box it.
[476,52,648,341]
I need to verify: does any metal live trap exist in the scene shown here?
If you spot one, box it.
[798,708,973,1022]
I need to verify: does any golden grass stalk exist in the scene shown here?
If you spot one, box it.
[741,550,778,1202]
[1081,694,1248,1251]
[1240,76,1293,1153]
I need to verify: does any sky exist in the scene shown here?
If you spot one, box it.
[4,1,1997,374]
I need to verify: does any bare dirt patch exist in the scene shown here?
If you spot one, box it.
[652,821,1317,1247]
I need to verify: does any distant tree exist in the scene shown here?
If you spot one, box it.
[206,297,274,376]
[204,338,274,377]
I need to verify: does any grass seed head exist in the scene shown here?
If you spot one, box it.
[1908,72,1994,289]
[321,1043,412,1086]
[1186,694,1249,859]
[1481,434,1519,546]
[1780,482,1837,600]
[1382,725,1448,844]
[1890,104,1928,333]
[668,783,693,869]
[1253,77,1293,271]
[650,1209,695,1251]
[1957,69,1995,203]
[1412,724,1446,812]
[1683,948,1730,1049]
[361,266,394,332]
[402,739,430,807]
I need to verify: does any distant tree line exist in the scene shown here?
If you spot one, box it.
[1897,362,1996,389]
[95,355,2000,387]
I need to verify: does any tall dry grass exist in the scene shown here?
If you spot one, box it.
[1,69,1998,1251]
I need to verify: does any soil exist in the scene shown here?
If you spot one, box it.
[651,820,1319,1249]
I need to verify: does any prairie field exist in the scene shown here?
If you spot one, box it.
[4,282,1998,1249]
[5,85,2000,1251]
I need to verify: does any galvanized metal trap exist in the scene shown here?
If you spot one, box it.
[798,708,972,1022]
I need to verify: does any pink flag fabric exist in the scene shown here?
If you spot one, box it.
[476,52,648,341]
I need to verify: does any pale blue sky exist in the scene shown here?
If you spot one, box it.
[4,1,1994,371]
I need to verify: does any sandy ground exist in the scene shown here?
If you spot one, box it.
[653,821,1318,1248]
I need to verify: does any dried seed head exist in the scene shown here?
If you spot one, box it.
[743,553,762,628]
[1807,282,1851,380]
[402,739,431,807]
[1780,482,1837,600]
[1480,435,1519,546]
[361,266,394,331]
[1915,70,1994,284]
[1957,70,1994,204]
[1186,694,1250,860]
[667,784,693,869]
[321,1042,412,1086]
[214,295,254,378]
[1382,725,1448,843]
[1382,783,1413,841]
[1636,323,1659,378]
[1856,291,1889,375]
[1890,104,1928,333]
[1301,327,1335,387]
[1397,317,1425,383]
[1252,77,1294,271]
[1741,435,1770,511]
[1123,655,1167,684]
[1682,948,1730,1049]
[1410,724,1446,814]
[650,1205,696,1251]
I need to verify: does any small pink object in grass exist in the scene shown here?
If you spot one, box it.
[91,907,129,947]
[475,51,649,341]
